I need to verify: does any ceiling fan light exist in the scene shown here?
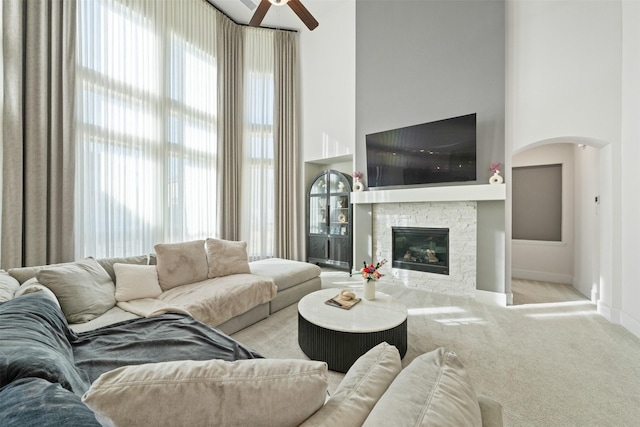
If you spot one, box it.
[268,0,290,5]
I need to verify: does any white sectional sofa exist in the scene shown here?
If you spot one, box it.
[0,238,321,335]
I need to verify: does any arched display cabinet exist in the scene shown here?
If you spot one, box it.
[306,170,353,273]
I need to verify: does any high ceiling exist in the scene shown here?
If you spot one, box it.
[206,0,309,31]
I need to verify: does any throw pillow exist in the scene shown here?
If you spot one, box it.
[96,255,149,283]
[8,261,70,284]
[113,263,162,302]
[36,257,117,324]
[82,358,328,427]
[300,342,402,426]
[14,278,61,308]
[362,347,482,427]
[205,238,251,278]
[0,270,20,302]
[154,240,208,291]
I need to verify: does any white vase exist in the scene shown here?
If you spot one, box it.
[353,178,364,192]
[489,171,503,185]
[364,280,376,300]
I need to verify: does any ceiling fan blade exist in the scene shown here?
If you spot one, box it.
[249,0,271,27]
[287,0,319,31]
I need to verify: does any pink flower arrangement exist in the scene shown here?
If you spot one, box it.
[361,259,387,282]
[353,171,362,180]
[490,162,502,174]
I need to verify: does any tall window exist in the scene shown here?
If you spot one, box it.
[242,29,275,261]
[75,0,218,258]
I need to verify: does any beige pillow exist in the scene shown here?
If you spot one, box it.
[113,263,162,302]
[154,240,208,291]
[301,342,402,426]
[363,347,482,427]
[36,257,116,324]
[205,238,251,278]
[83,358,328,427]
[14,280,61,308]
[0,271,20,302]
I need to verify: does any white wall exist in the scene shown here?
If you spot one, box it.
[508,0,640,339]
[620,0,640,337]
[573,145,601,300]
[512,144,575,285]
[508,0,622,150]
[299,0,356,162]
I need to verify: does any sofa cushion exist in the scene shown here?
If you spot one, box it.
[250,258,322,292]
[205,238,251,278]
[301,342,402,427]
[36,257,116,324]
[363,347,482,427]
[154,240,208,291]
[113,263,162,302]
[82,358,328,427]
[0,271,20,302]
[96,255,149,283]
[155,273,277,327]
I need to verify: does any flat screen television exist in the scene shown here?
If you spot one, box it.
[365,113,477,188]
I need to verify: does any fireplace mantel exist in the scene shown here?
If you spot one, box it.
[351,183,505,204]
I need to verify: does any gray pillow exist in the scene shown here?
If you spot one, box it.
[36,257,117,324]
[8,261,70,285]
[97,255,149,283]
[154,240,208,291]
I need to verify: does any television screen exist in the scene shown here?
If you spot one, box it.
[365,113,477,188]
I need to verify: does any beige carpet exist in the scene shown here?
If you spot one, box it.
[232,271,640,426]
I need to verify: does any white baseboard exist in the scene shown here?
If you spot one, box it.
[475,289,511,307]
[621,311,640,341]
[598,301,640,340]
[511,269,573,285]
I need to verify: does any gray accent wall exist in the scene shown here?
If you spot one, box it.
[355,0,506,294]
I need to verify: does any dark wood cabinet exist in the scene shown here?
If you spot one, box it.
[307,170,352,273]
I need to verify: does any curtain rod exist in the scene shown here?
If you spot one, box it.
[203,0,298,33]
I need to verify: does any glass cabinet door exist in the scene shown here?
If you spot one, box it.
[309,173,328,235]
[328,172,349,236]
[307,169,353,274]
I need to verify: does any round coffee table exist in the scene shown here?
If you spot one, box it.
[298,288,407,373]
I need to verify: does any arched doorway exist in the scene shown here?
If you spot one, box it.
[510,138,607,305]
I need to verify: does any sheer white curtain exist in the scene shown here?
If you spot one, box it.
[241,28,275,261]
[75,0,218,258]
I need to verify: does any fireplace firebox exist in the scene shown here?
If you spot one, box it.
[392,227,449,275]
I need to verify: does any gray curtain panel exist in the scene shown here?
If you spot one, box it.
[1,0,76,269]
[273,31,302,261]
[216,14,244,241]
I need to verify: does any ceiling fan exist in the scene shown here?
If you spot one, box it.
[248,0,319,31]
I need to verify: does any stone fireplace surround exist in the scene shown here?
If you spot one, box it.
[351,184,506,299]
[374,201,477,297]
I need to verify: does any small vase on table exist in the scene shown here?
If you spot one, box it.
[364,279,376,301]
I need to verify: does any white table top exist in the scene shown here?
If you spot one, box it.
[298,288,408,333]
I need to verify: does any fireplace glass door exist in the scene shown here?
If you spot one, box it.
[392,227,449,275]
